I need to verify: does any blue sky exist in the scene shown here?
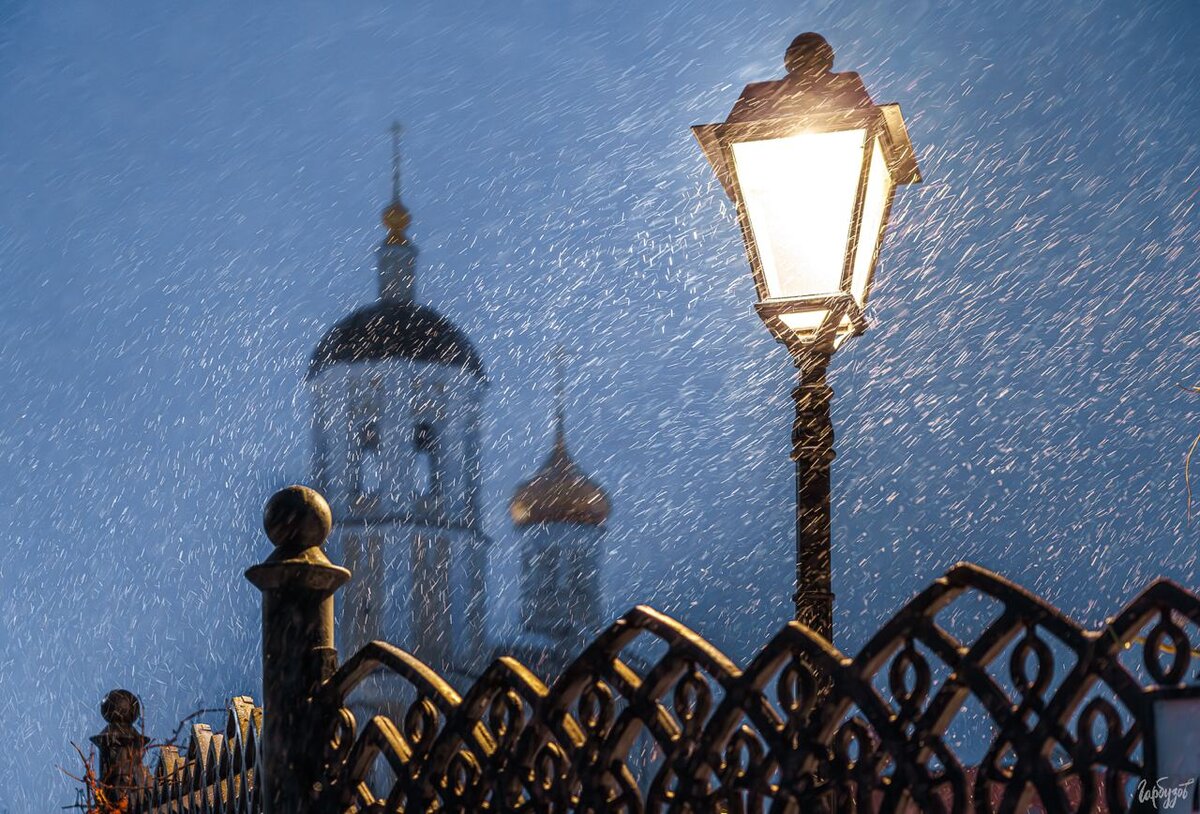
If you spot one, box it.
[1,0,1198,807]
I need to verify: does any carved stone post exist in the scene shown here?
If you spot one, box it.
[791,351,836,642]
[246,486,350,814]
[90,689,148,802]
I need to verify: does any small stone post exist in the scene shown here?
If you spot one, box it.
[245,486,350,814]
[90,689,149,801]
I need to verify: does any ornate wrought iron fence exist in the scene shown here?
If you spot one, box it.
[86,693,262,813]
[311,571,1191,813]
[88,486,1200,813]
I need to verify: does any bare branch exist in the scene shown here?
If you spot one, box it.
[153,706,226,749]
[1187,430,1200,523]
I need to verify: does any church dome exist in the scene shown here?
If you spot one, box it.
[309,301,484,378]
[511,420,610,527]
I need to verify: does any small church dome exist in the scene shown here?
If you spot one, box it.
[511,420,609,527]
[309,301,484,378]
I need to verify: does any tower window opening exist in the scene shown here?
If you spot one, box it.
[356,420,383,498]
[413,422,440,507]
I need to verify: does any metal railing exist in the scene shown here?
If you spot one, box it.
[85,693,261,813]
[87,486,1197,812]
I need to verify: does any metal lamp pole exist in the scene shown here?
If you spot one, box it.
[792,350,835,640]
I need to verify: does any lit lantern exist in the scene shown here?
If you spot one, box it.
[692,33,922,641]
[693,33,920,354]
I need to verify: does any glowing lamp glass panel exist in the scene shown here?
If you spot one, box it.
[731,128,867,300]
[850,139,894,305]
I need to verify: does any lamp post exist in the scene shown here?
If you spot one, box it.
[693,33,921,641]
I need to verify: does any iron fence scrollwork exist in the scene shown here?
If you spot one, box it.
[88,486,1200,813]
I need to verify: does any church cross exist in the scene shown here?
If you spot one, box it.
[390,121,403,203]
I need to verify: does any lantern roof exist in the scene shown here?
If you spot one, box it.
[727,33,874,124]
[696,33,920,201]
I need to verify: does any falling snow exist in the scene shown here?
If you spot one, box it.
[0,0,1197,809]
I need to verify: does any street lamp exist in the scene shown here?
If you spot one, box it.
[693,33,921,641]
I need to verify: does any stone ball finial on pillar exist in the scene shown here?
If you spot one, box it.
[91,689,149,795]
[100,689,141,726]
[263,485,332,551]
[246,486,350,814]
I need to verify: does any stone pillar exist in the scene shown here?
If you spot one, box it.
[245,486,350,814]
[89,689,148,801]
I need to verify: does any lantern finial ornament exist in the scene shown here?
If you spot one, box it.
[783,33,834,79]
